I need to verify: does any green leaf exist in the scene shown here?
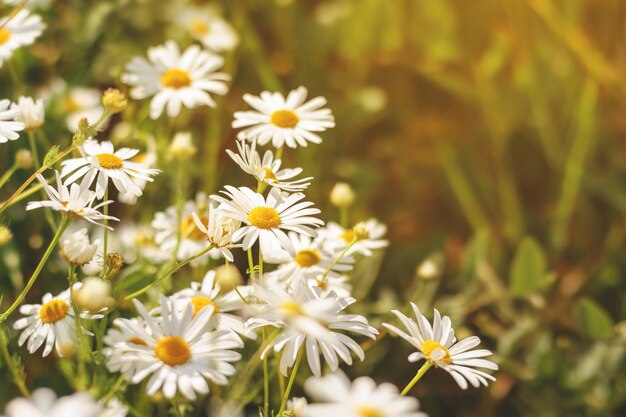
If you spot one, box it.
[509,237,547,296]
[573,298,614,339]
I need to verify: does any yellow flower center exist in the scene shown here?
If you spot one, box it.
[316,279,328,289]
[133,152,147,163]
[270,109,299,128]
[248,207,281,229]
[0,28,11,46]
[191,20,210,35]
[161,68,192,89]
[191,296,218,316]
[257,167,278,182]
[295,249,321,267]
[181,215,208,241]
[63,97,81,113]
[280,301,303,316]
[357,406,384,417]
[154,336,191,366]
[127,337,148,346]
[96,153,124,169]
[340,229,354,244]
[39,299,69,324]
[421,339,452,365]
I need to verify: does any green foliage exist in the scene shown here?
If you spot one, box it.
[573,298,614,340]
[509,237,547,297]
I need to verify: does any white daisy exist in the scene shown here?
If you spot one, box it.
[191,203,241,262]
[320,219,389,257]
[246,282,378,376]
[122,40,230,119]
[0,99,24,143]
[212,186,324,259]
[63,86,107,132]
[117,142,158,205]
[26,171,119,229]
[303,370,428,417]
[61,138,160,199]
[382,303,498,390]
[103,317,151,377]
[110,296,243,400]
[11,96,44,132]
[60,227,99,266]
[0,10,45,67]
[3,389,104,417]
[232,86,335,148]
[177,6,239,52]
[170,269,256,339]
[226,139,312,192]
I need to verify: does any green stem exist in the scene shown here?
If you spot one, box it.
[0,164,17,189]
[68,265,88,389]
[102,374,126,404]
[319,238,357,282]
[102,187,109,270]
[262,328,269,416]
[0,216,69,323]
[28,131,40,170]
[400,361,432,396]
[277,348,304,417]
[124,244,214,300]
[339,206,349,228]
[247,248,256,283]
[0,331,29,397]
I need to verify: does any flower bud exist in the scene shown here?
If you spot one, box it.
[353,222,370,240]
[0,226,12,246]
[169,132,197,160]
[102,88,128,114]
[214,264,243,292]
[12,96,45,132]
[15,149,33,169]
[73,277,114,313]
[416,252,444,281]
[60,228,98,266]
[57,340,77,357]
[330,182,356,208]
[106,252,124,271]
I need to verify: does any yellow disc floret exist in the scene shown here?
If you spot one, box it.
[0,29,11,46]
[257,167,278,182]
[96,153,124,169]
[191,296,218,316]
[421,339,452,365]
[155,336,192,366]
[270,109,299,128]
[358,406,384,417]
[191,20,210,36]
[280,301,303,317]
[340,228,355,244]
[127,337,148,346]
[161,68,192,89]
[295,249,321,267]
[39,299,69,324]
[181,215,208,241]
[248,207,281,229]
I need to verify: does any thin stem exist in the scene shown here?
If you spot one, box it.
[102,374,126,404]
[68,265,88,389]
[400,361,432,396]
[339,206,349,228]
[0,164,17,189]
[277,348,304,417]
[124,244,214,300]
[102,187,109,269]
[319,238,357,282]
[28,131,40,170]
[262,329,269,416]
[0,332,29,397]
[247,248,256,283]
[0,216,69,323]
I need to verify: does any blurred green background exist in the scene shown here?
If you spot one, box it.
[1,0,626,416]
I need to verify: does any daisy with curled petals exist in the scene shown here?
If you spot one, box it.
[246,282,378,377]
[191,203,240,262]
[0,10,45,67]
[232,86,335,148]
[303,370,428,417]
[26,171,118,229]
[320,219,389,257]
[0,99,24,143]
[122,40,230,119]
[226,139,312,192]
[61,138,160,199]
[212,186,324,258]
[110,296,243,400]
[382,303,498,390]
[170,269,256,340]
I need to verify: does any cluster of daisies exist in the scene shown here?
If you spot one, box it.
[0,3,497,417]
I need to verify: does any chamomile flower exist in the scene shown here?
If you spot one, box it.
[11,96,44,132]
[60,228,99,266]
[0,10,45,67]
[111,297,243,400]
[63,86,106,132]
[320,219,388,257]
[171,269,256,339]
[212,186,324,259]
[3,389,104,417]
[26,171,119,229]
[246,282,378,376]
[117,142,158,205]
[227,139,312,192]
[178,7,239,52]
[303,371,427,417]
[191,204,240,262]
[122,40,230,119]
[61,138,160,199]
[232,86,335,148]
[103,317,151,377]
[382,304,498,390]
[0,99,25,143]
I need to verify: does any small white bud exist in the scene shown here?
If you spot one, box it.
[73,277,114,313]
[214,264,243,292]
[330,182,356,208]
[169,132,197,160]
[12,96,45,132]
[0,226,12,245]
[60,228,98,266]
[353,222,370,240]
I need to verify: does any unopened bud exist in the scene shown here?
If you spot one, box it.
[0,226,12,245]
[73,277,114,313]
[60,228,98,266]
[353,222,370,240]
[106,252,124,271]
[77,117,90,133]
[169,132,197,160]
[214,264,243,292]
[57,340,77,357]
[43,145,59,168]
[15,149,33,169]
[330,182,356,208]
[102,88,128,114]
[416,252,444,281]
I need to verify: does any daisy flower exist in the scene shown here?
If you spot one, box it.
[320,219,389,257]
[110,296,243,400]
[103,317,151,377]
[60,138,160,199]
[191,203,240,262]
[177,6,238,52]
[0,10,45,67]
[117,141,158,205]
[11,96,44,132]
[232,86,335,148]
[226,139,312,192]
[63,86,107,132]
[382,303,498,390]
[246,282,378,376]
[0,99,25,143]
[303,370,428,417]
[212,186,324,259]
[122,40,230,119]
[26,171,119,229]
[60,227,99,266]
[170,269,256,339]
[3,389,103,417]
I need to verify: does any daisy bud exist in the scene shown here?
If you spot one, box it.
[60,228,98,266]
[330,182,356,208]
[102,88,128,114]
[73,277,114,313]
[214,264,243,292]
[106,252,124,271]
[417,252,443,281]
[169,132,197,160]
[353,222,370,241]
[12,96,45,132]
[0,226,12,245]
[15,149,33,169]
[57,340,77,357]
